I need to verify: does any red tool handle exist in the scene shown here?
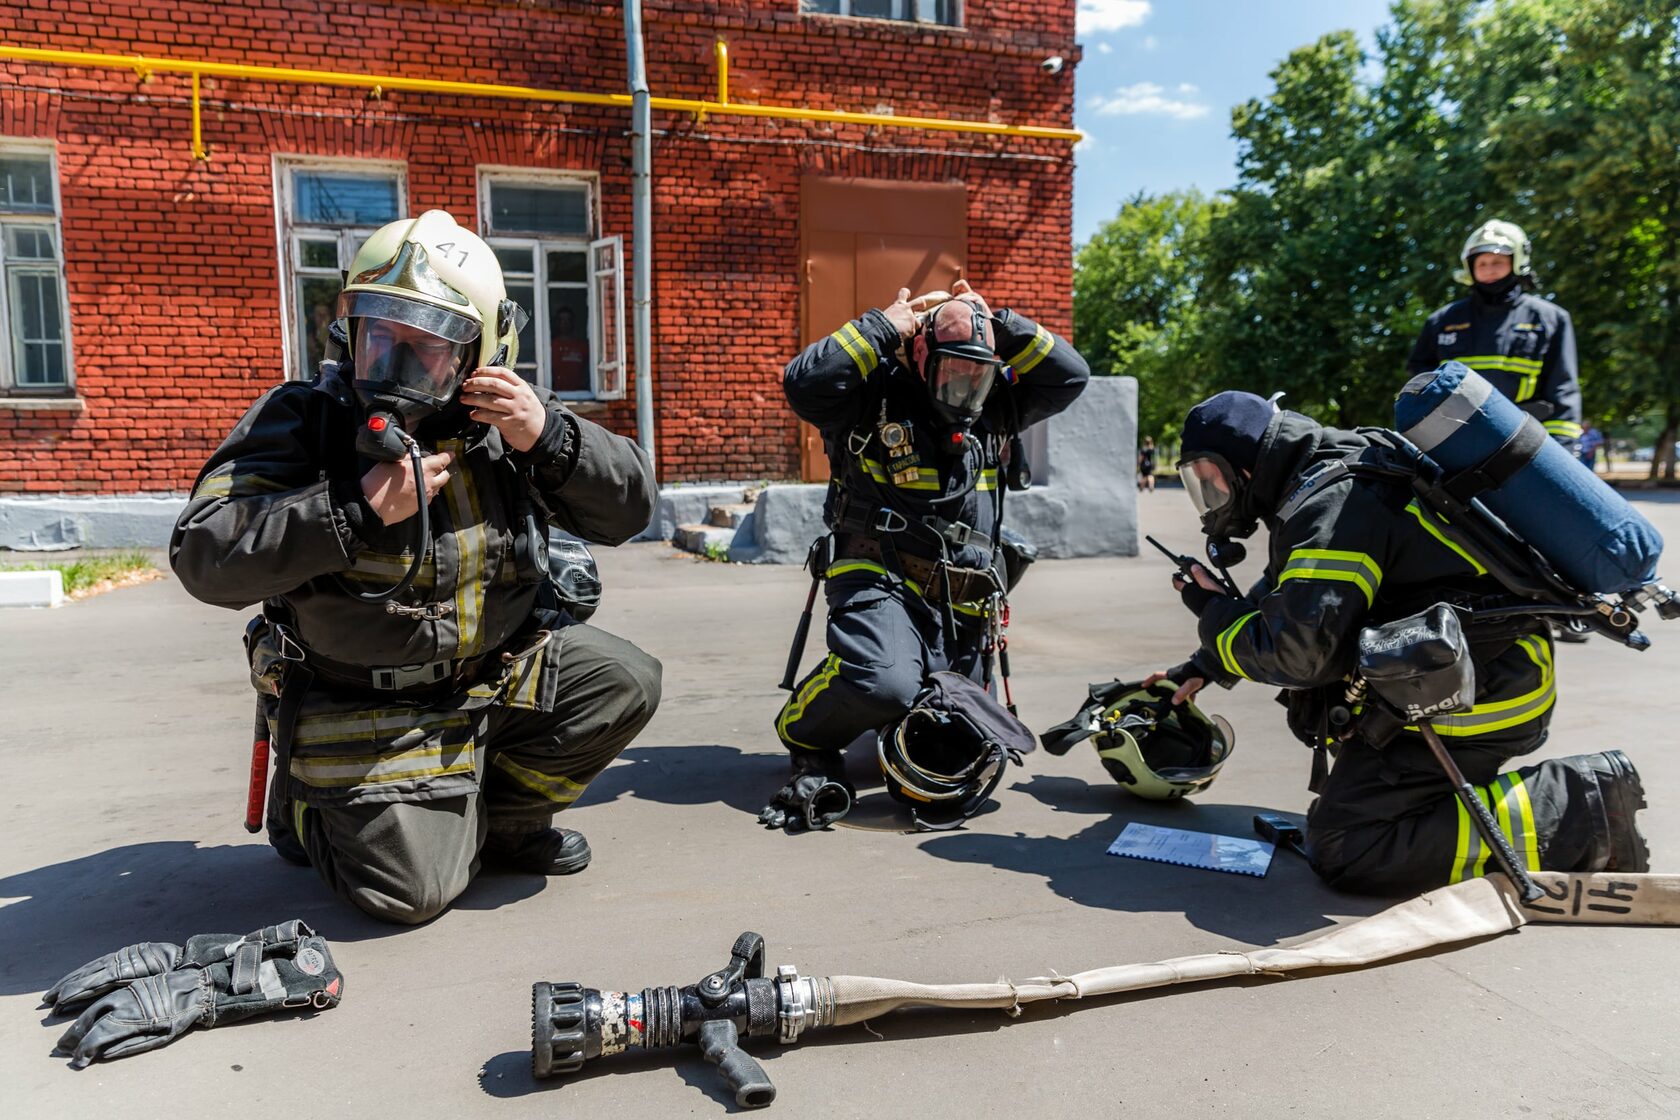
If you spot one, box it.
[245,728,270,834]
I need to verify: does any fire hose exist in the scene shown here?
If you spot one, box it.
[532,871,1680,1107]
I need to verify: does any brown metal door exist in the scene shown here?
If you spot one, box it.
[798,177,968,482]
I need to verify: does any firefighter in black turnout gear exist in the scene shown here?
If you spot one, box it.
[1150,391,1648,895]
[763,280,1089,830]
[1407,219,1583,453]
[171,211,662,924]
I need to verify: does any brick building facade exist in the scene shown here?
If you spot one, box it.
[0,0,1078,493]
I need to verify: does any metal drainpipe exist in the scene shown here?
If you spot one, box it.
[624,0,655,467]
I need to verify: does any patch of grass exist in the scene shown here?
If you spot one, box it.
[701,539,732,563]
[4,549,156,595]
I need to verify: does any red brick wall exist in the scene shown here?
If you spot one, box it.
[0,0,1077,488]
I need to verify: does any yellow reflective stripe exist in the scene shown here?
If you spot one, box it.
[1510,774,1542,870]
[830,322,878,379]
[290,741,477,788]
[1006,324,1054,375]
[1422,635,1555,737]
[1277,548,1383,607]
[341,551,437,589]
[440,441,490,657]
[1216,611,1258,680]
[192,464,291,500]
[1451,795,1477,882]
[1404,500,1486,576]
[1545,420,1583,439]
[1458,354,1543,373]
[291,708,472,747]
[492,754,587,803]
[777,653,842,750]
[860,458,940,491]
[976,468,999,492]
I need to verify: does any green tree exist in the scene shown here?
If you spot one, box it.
[1073,190,1218,442]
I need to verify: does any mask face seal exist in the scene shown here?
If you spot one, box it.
[1177,452,1246,535]
[914,301,1005,427]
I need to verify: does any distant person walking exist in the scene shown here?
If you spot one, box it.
[1579,421,1605,473]
[1138,435,1157,492]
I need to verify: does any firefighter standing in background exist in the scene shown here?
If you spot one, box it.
[760,279,1089,831]
[171,210,662,924]
[1149,391,1648,895]
[1407,219,1583,452]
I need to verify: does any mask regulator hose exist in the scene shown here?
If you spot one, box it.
[335,411,429,605]
[531,932,835,1109]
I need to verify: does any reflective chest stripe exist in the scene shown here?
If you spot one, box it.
[437,438,493,657]
[1276,548,1384,607]
[193,465,291,500]
[861,457,940,491]
[1544,419,1583,440]
[1455,354,1544,401]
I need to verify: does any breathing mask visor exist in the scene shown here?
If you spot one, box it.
[341,291,481,425]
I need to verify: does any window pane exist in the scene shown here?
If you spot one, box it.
[0,156,55,214]
[504,282,537,375]
[547,288,591,393]
[851,0,894,17]
[292,171,400,225]
[801,0,843,11]
[547,249,586,284]
[917,0,956,23]
[488,182,589,237]
[10,269,67,386]
[299,238,338,269]
[5,225,56,260]
[297,276,343,375]
[494,246,534,275]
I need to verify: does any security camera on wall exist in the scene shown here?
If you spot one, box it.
[1041,56,1065,75]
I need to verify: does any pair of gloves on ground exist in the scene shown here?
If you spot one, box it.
[42,919,342,1068]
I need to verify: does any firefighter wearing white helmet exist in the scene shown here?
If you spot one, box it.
[172,210,664,924]
[1406,218,1583,452]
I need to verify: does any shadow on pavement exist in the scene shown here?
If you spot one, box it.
[918,773,1395,944]
[577,743,808,818]
[0,839,546,998]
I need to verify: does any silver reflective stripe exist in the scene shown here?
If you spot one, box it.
[1400,369,1494,453]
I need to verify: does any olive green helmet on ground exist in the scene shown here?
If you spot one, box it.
[1041,679,1235,800]
[1453,219,1533,286]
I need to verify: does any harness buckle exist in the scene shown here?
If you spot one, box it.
[873,508,908,534]
[371,661,452,691]
[940,519,974,547]
[846,428,871,456]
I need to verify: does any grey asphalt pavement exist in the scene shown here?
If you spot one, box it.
[3,491,1678,1118]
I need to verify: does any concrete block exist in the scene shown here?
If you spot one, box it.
[707,502,757,529]
[672,523,736,557]
[0,495,187,551]
[734,484,826,564]
[634,484,749,542]
[0,568,65,608]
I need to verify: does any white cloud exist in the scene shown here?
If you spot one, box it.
[1088,82,1210,121]
[1077,0,1151,37]
[1075,133,1098,153]
[1097,42,1113,54]
[1142,35,1159,51]
[1176,83,1198,95]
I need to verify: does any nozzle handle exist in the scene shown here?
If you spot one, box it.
[698,1019,776,1109]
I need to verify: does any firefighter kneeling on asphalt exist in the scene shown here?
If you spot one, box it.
[764,279,1089,831]
[1147,391,1648,894]
[171,210,662,924]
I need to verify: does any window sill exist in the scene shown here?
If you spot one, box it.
[568,400,609,417]
[800,13,967,34]
[0,396,83,412]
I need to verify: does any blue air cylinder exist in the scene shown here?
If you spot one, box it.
[1395,362,1663,594]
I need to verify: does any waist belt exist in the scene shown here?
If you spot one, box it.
[305,650,492,697]
[837,535,998,605]
[832,492,992,559]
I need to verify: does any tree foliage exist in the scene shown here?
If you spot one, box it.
[1075,0,1680,476]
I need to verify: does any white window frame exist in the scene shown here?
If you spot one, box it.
[273,156,408,380]
[800,0,963,27]
[0,138,74,395]
[477,168,623,400]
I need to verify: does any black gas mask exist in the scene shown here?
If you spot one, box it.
[913,300,1007,435]
[1176,452,1257,540]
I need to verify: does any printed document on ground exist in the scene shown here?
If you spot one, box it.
[1106,821,1275,877]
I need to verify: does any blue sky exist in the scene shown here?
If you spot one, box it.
[1072,0,1397,244]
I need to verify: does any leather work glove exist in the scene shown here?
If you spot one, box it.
[46,920,342,1069]
[758,751,855,832]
